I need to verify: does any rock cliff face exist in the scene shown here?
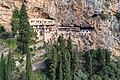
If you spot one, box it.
[0,0,120,55]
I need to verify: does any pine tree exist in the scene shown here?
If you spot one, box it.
[49,47,57,80]
[26,45,32,80]
[1,53,6,80]
[11,8,19,37]
[6,52,12,80]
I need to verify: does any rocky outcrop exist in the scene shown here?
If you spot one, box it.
[0,0,120,56]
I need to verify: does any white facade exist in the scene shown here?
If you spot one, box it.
[80,30,91,36]
[29,18,56,26]
[29,18,57,43]
[29,18,94,50]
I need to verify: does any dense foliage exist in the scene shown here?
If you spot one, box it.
[17,3,37,54]
[0,25,6,34]
[100,13,108,21]
[45,36,120,80]
[0,53,16,80]
[11,8,19,37]
[115,12,120,21]
[0,25,12,39]
[45,35,79,80]
[0,2,120,80]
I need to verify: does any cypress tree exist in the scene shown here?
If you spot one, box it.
[58,35,65,50]
[100,49,106,67]
[11,8,19,37]
[26,45,32,80]
[67,35,72,51]
[87,52,92,75]
[17,4,33,80]
[17,3,35,54]
[105,49,111,63]
[49,47,57,80]
[67,36,73,68]
[71,51,79,80]
[67,35,79,79]
[97,48,105,68]
[73,51,79,72]
[62,50,71,80]
[11,58,16,71]
[59,51,63,80]
[66,50,71,80]
[6,52,12,80]
[1,53,6,80]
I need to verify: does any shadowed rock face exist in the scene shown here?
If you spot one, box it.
[0,0,120,56]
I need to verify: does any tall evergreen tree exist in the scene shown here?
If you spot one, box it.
[97,48,106,68]
[49,47,57,80]
[17,3,36,54]
[11,58,16,71]
[101,49,106,67]
[105,49,111,63]
[67,35,72,51]
[62,50,71,80]
[11,8,19,37]
[66,50,71,80]
[1,53,6,80]
[67,35,79,79]
[72,51,79,72]
[26,45,32,80]
[6,52,12,80]
[17,3,35,80]
[86,52,92,75]
[58,35,65,50]
[67,36,73,69]
[59,51,63,80]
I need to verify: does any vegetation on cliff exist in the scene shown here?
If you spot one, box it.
[0,1,120,80]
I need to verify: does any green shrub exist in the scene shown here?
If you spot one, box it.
[0,32,12,39]
[0,25,6,33]
[19,58,23,63]
[29,48,34,51]
[100,14,108,21]
[114,12,120,21]
[5,38,17,49]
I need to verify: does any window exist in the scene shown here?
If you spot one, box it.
[40,31,43,36]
